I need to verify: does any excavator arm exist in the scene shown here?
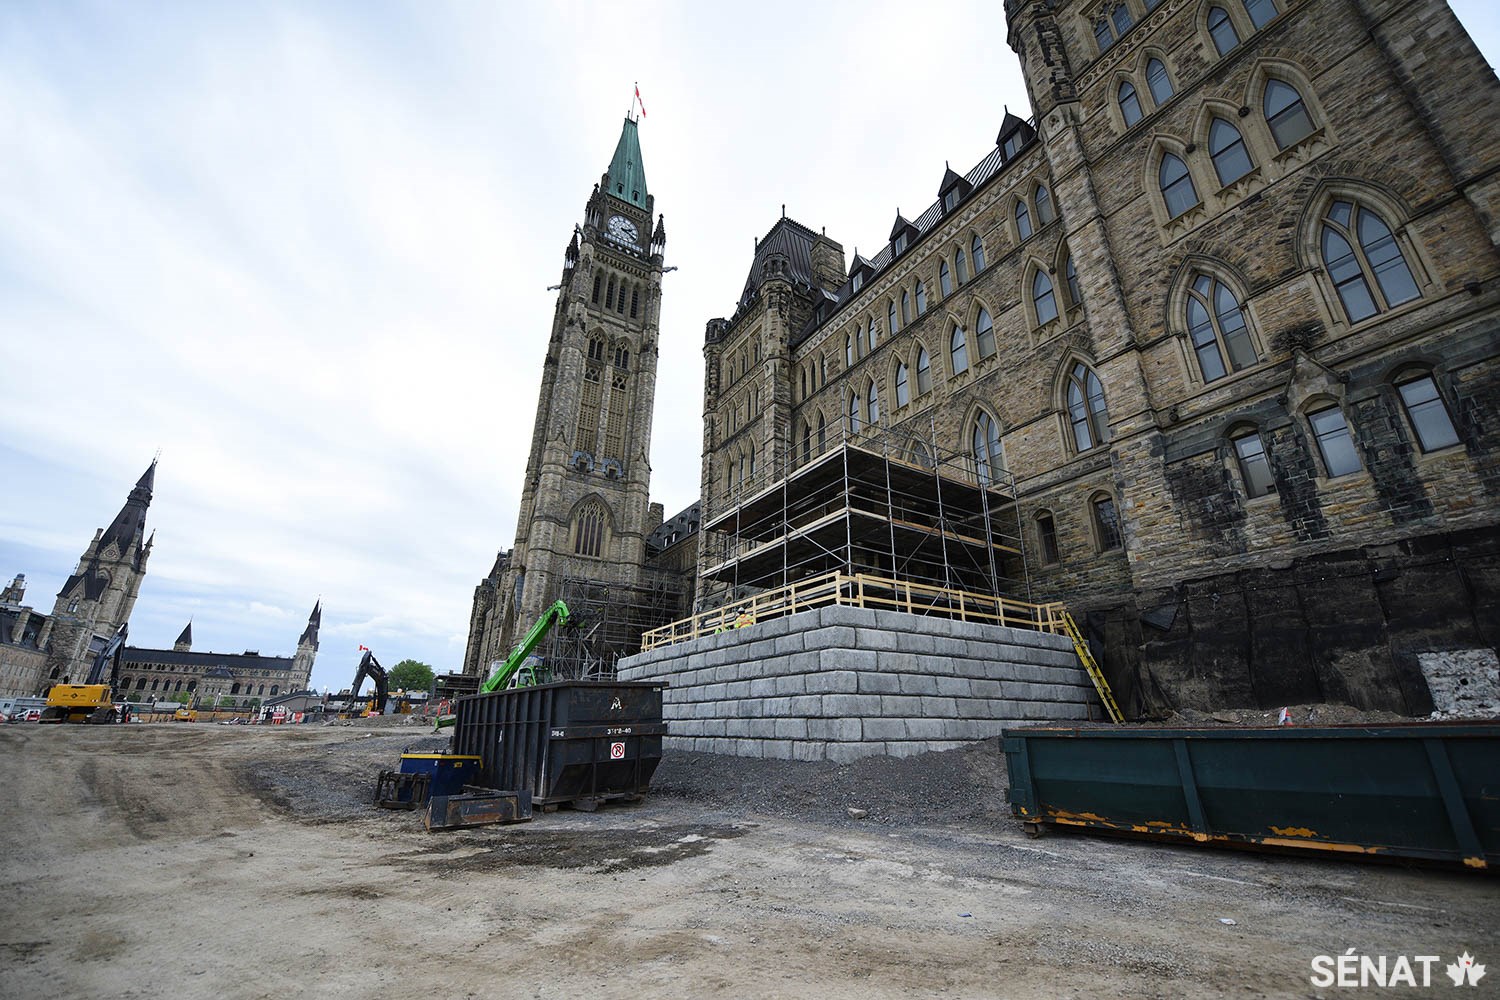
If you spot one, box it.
[349,651,390,715]
[481,600,570,694]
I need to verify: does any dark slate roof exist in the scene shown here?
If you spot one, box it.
[59,459,156,599]
[175,622,192,647]
[737,217,826,312]
[788,118,1036,350]
[0,608,46,651]
[122,646,297,673]
[298,601,321,646]
[646,501,702,555]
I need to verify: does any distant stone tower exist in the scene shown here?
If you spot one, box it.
[292,602,320,691]
[465,115,669,675]
[44,460,157,683]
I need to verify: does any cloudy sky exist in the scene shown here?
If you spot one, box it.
[3,1,1496,694]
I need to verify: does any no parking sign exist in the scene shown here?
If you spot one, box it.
[609,741,625,759]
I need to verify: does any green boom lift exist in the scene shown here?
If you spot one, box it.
[435,600,570,730]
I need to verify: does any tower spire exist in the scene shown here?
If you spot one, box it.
[605,117,648,209]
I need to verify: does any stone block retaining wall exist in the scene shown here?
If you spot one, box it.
[616,606,1097,762]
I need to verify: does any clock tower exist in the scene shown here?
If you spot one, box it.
[465,114,671,676]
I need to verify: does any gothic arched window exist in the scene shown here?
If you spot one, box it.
[867,380,880,426]
[867,317,878,352]
[1035,185,1055,226]
[1243,0,1278,29]
[1207,6,1239,54]
[972,411,1004,486]
[1119,80,1143,127]
[971,235,986,273]
[845,332,855,367]
[1066,362,1110,452]
[1209,118,1253,186]
[1264,79,1315,150]
[939,260,953,296]
[955,248,969,284]
[1033,270,1059,326]
[950,325,969,375]
[801,421,812,464]
[574,502,605,557]
[1064,254,1082,308]
[888,300,898,335]
[975,307,996,358]
[1146,58,1174,106]
[1015,199,1033,241]
[895,362,910,407]
[1159,153,1198,219]
[901,290,911,323]
[1186,274,1257,381]
[915,280,928,315]
[916,347,932,395]
[1320,201,1420,323]
[817,412,827,453]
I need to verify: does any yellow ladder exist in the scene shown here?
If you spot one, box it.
[1061,611,1124,723]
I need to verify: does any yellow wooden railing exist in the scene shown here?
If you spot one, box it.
[640,571,1067,651]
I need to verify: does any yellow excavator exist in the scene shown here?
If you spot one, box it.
[40,624,130,724]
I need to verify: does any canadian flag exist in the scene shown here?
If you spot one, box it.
[635,83,647,118]
[357,644,370,652]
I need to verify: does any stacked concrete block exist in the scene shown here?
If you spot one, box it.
[617,605,1095,762]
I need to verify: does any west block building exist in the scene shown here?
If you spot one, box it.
[118,607,320,708]
[696,0,1500,716]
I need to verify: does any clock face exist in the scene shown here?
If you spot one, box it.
[607,215,638,244]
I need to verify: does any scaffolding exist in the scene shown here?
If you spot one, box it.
[526,573,687,680]
[646,422,1061,649]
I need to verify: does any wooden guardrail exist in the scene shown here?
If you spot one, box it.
[640,571,1066,651]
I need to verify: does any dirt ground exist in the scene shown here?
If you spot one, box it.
[0,723,1494,1000]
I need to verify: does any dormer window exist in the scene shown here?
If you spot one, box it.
[1002,132,1023,159]
[943,188,961,213]
[851,272,864,293]
[893,232,908,255]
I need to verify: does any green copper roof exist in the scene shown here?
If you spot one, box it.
[606,117,647,209]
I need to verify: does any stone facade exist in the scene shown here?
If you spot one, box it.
[118,607,320,709]
[698,0,1500,715]
[618,606,1094,762]
[463,117,693,678]
[0,463,156,698]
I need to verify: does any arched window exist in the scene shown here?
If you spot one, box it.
[1033,271,1059,326]
[867,318,877,352]
[1145,59,1174,106]
[800,368,807,401]
[895,362,910,407]
[975,307,996,358]
[950,325,969,375]
[916,347,933,395]
[910,440,933,469]
[574,502,605,557]
[1095,19,1114,52]
[1066,362,1110,452]
[738,452,746,485]
[1186,274,1257,382]
[1035,185,1055,226]
[817,412,827,453]
[1092,494,1123,551]
[955,248,969,284]
[1264,79,1315,150]
[1308,404,1361,477]
[971,235,986,273]
[1111,2,1134,35]
[186,681,196,693]
[606,276,616,310]
[848,393,862,433]
[1119,80,1143,127]
[592,274,602,303]
[1320,201,1420,322]
[915,280,928,315]
[630,287,640,319]
[901,290,911,323]
[614,345,630,369]
[1015,200,1033,240]
[1159,153,1197,218]
[1064,254,1082,308]
[939,260,953,296]
[588,337,605,362]
[231,683,241,696]
[801,421,812,464]
[1036,511,1060,564]
[748,442,756,478]
[270,685,279,697]
[1395,372,1461,452]
[867,380,880,426]
[972,411,1005,485]
[118,675,129,689]
[1231,427,1276,498]
[845,332,855,367]
[136,677,147,690]
[1243,0,1277,28]
[888,300,898,335]
[1207,6,1239,54]
[1209,118,1253,186]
